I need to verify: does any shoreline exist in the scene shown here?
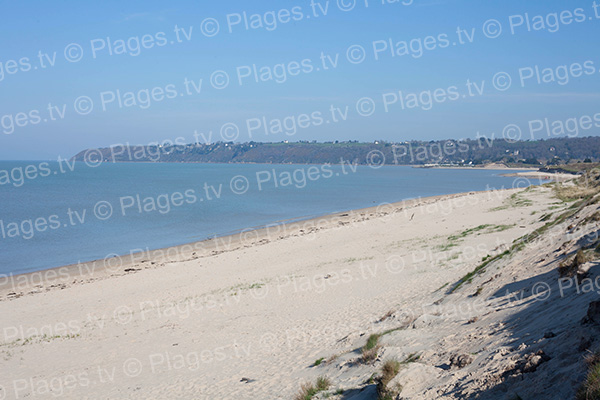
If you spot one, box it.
[499,171,577,181]
[411,164,539,171]
[2,177,589,399]
[0,186,529,297]
[9,159,544,170]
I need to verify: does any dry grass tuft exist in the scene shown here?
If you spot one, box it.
[377,359,403,400]
[555,168,600,203]
[378,310,394,322]
[380,359,401,387]
[361,345,381,364]
[361,334,381,364]
[559,249,589,278]
[556,185,600,202]
[294,376,331,400]
[585,211,600,223]
[578,352,600,400]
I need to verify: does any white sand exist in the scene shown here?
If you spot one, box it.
[501,171,577,181]
[1,183,598,399]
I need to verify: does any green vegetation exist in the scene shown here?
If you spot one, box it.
[228,281,266,296]
[491,193,533,211]
[247,283,264,289]
[543,162,600,174]
[73,137,600,165]
[343,256,374,263]
[375,354,420,400]
[377,359,403,400]
[449,250,510,293]
[380,326,406,337]
[554,168,600,202]
[451,203,584,293]
[361,334,381,363]
[577,352,600,400]
[555,185,598,203]
[435,242,458,252]
[294,376,331,400]
[365,334,380,350]
[539,213,553,221]
[313,357,325,367]
[447,224,491,241]
[434,282,449,292]
[451,167,600,293]
[400,353,420,364]
[488,224,516,233]
[1,333,81,348]
[438,224,516,253]
[380,359,401,384]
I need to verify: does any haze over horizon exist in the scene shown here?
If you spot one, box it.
[2,0,600,160]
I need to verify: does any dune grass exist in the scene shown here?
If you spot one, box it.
[312,357,325,367]
[490,192,533,211]
[578,352,600,400]
[294,376,331,400]
[378,359,402,399]
[450,183,598,294]
[361,334,381,363]
[449,250,510,293]
[376,356,421,400]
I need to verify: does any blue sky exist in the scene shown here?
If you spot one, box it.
[1,0,599,160]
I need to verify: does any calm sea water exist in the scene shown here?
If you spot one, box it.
[0,162,539,275]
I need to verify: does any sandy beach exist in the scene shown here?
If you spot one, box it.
[413,165,576,182]
[500,171,578,182]
[2,177,600,399]
[5,1,600,399]
[412,163,538,171]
